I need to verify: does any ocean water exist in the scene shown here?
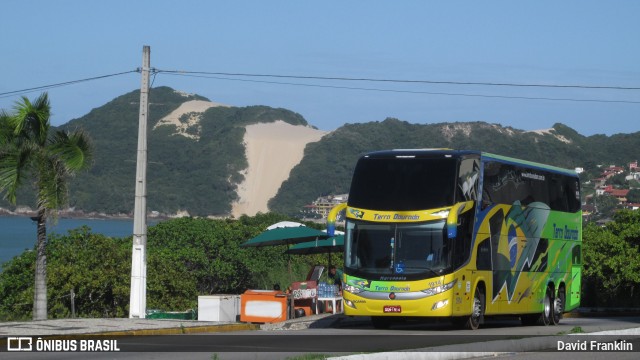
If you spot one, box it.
[0,216,153,267]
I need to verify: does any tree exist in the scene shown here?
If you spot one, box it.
[610,173,628,187]
[582,220,640,307]
[627,188,640,204]
[0,215,326,320]
[592,194,620,221]
[0,93,92,320]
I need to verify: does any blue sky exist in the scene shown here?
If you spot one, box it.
[1,1,639,136]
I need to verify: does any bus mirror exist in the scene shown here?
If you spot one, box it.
[327,203,347,236]
[447,201,474,239]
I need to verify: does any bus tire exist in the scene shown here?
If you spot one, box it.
[371,316,392,329]
[521,285,554,326]
[552,286,565,325]
[465,286,485,330]
[537,285,553,326]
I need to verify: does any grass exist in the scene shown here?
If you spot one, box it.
[557,326,585,335]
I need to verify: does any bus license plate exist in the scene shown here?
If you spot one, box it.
[383,305,401,313]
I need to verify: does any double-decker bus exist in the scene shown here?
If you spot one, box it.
[327,149,582,329]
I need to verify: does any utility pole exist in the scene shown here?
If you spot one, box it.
[129,45,150,318]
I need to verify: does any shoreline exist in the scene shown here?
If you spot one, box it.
[0,209,169,221]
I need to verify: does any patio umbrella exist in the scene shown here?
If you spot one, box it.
[284,235,344,268]
[284,235,344,255]
[240,221,330,248]
[241,221,331,285]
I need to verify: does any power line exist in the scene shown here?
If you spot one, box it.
[156,69,640,91]
[0,70,139,99]
[158,72,640,105]
[2,68,638,105]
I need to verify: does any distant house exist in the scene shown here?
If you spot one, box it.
[304,194,348,219]
[593,177,607,188]
[581,204,595,218]
[628,161,640,181]
[626,203,640,211]
[598,165,624,181]
[602,185,630,202]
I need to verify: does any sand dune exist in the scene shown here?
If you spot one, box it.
[154,100,229,139]
[231,121,327,217]
[154,95,326,217]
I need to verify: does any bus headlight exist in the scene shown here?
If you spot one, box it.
[432,299,449,310]
[344,284,364,294]
[344,299,357,309]
[421,279,457,297]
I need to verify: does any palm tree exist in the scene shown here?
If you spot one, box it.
[0,93,92,320]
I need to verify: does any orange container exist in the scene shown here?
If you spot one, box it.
[240,290,288,323]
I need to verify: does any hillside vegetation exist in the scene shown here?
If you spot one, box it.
[52,87,307,216]
[2,87,639,217]
[270,119,640,215]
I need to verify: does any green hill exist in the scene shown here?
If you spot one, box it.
[61,86,309,216]
[269,119,640,215]
[3,87,639,217]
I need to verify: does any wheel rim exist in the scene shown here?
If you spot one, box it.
[470,291,482,328]
[554,291,564,323]
[472,297,482,319]
[543,292,551,317]
[554,297,563,315]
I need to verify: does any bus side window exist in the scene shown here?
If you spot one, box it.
[572,245,581,265]
[452,207,475,268]
[476,238,492,270]
[481,188,492,210]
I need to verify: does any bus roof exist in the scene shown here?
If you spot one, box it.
[364,149,578,177]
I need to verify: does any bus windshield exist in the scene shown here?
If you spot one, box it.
[348,157,457,211]
[345,220,451,279]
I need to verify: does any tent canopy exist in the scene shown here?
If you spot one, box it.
[284,235,344,255]
[241,222,329,248]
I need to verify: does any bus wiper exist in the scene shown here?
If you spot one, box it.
[423,268,441,277]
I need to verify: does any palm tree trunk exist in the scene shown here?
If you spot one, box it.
[33,208,47,320]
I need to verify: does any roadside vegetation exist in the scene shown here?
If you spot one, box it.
[0,93,92,320]
[0,213,337,321]
[1,209,639,321]
[582,209,640,308]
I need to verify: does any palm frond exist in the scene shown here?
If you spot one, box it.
[0,145,33,205]
[12,93,50,145]
[48,129,93,172]
[1,92,91,214]
[0,111,15,143]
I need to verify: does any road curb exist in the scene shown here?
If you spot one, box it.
[90,323,260,336]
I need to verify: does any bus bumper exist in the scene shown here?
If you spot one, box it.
[342,291,454,317]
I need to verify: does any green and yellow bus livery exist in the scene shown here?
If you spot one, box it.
[329,150,581,329]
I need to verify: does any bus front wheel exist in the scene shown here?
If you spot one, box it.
[461,287,484,330]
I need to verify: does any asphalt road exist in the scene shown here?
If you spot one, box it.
[3,316,639,360]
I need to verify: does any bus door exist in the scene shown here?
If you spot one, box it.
[568,244,581,310]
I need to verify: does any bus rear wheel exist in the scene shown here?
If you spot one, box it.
[522,286,553,326]
[552,286,565,325]
[538,285,553,326]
